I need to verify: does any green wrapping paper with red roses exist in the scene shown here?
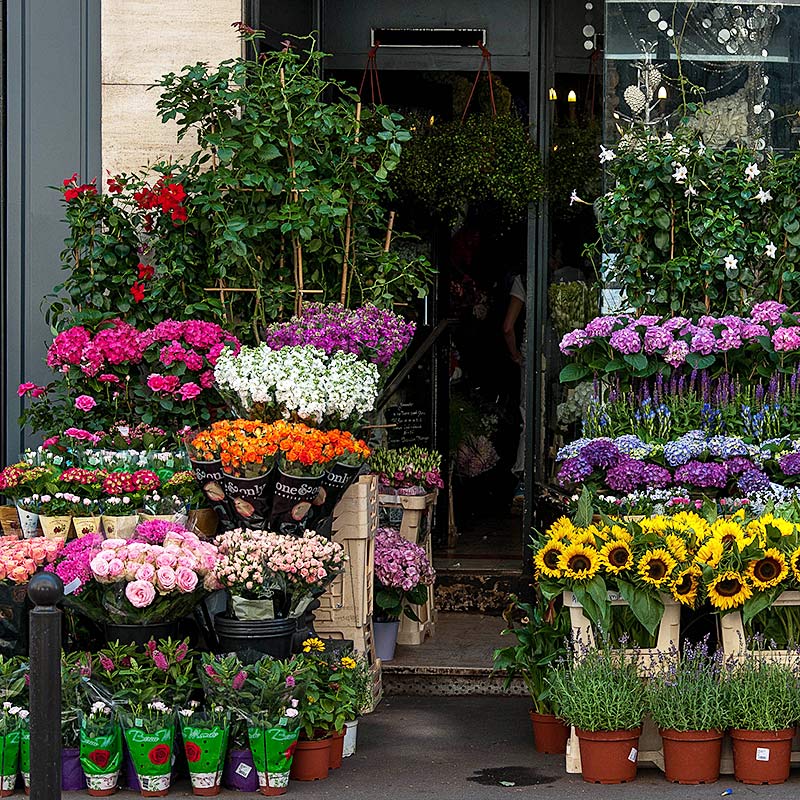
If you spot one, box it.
[248,720,300,795]
[80,716,122,794]
[180,712,229,794]
[121,715,175,796]
[0,730,19,795]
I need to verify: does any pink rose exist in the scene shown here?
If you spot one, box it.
[74,394,97,412]
[135,563,155,582]
[125,580,156,608]
[175,567,198,593]
[106,558,124,579]
[42,436,59,448]
[178,382,201,401]
[90,556,109,578]
[156,566,177,591]
[156,552,177,568]
[17,382,36,397]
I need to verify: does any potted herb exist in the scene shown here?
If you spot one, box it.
[80,701,123,796]
[493,597,570,753]
[547,638,646,784]
[645,638,727,784]
[373,527,435,662]
[724,651,798,785]
[179,703,230,797]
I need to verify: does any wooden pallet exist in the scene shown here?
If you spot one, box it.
[562,590,680,775]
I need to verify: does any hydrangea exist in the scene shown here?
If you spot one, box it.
[707,436,749,459]
[673,460,727,489]
[580,439,621,469]
[741,323,769,340]
[663,431,707,467]
[643,326,673,354]
[690,329,717,355]
[725,456,756,476]
[559,329,590,354]
[609,328,642,355]
[584,316,618,337]
[738,470,772,494]
[606,458,671,493]
[751,301,788,326]
[771,327,800,352]
[778,452,800,476]
[556,438,592,461]
[614,435,654,458]
[664,340,690,368]
[557,457,593,486]
[374,527,435,591]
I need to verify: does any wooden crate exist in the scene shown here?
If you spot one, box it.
[562,590,681,775]
[316,476,378,630]
[378,491,437,543]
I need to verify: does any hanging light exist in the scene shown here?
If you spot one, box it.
[549,87,558,101]
[567,90,577,103]
[657,86,668,100]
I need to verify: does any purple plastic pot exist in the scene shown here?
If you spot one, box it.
[62,747,87,791]
[121,743,140,792]
[223,748,258,792]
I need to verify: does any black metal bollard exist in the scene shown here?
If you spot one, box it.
[28,572,63,800]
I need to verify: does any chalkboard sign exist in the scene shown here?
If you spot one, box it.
[386,401,431,448]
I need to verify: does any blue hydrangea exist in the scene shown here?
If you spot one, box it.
[556,438,591,461]
[663,432,707,467]
[614,435,654,458]
[707,435,749,459]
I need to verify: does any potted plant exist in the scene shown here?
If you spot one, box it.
[211,528,345,658]
[120,701,175,797]
[645,638,727,784]
[370,446,444,497]
[179,703,230,796]
[2,464,58,537]
[547,638,646,784]
[59,467,106,537]
[342,653,373,758]
[0,703,23,796]
[139,492,187,524]
[372,527,435,662]
[80,701,123,796]
[62,652,90,792]
[38,492,90,540]
[162,472,217,538]
[724,651,798,785]
[101,470,161,539]
[493,597,570,753]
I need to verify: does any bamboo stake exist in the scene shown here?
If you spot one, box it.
[340,103,362,305]
[384,210,396,252]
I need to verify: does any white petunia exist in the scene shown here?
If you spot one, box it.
[744,162,760,182]
[756,187,772,204]
[765,242,777,259]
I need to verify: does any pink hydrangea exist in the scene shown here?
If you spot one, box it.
[772,326,800,352]
[664,340,689,368]
[609,328,642,354]
[751,301,788,326]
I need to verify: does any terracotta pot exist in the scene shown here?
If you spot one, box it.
[329,730,345,769]
[191,785,220,797]
[575,727,641,784]
[530,711,569,754]
[660,728,723,784]
[87,788,118,797]
[730,727,795,785]
[259,787,286,797]
[289,738,331,781]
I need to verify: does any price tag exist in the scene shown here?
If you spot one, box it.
[63,578,81,596]
[756,747,770,762]
[134,718,143,728]
[627,747,638,763]
[235,763,252,778]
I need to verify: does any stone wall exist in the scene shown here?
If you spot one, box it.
[101,0,242,176]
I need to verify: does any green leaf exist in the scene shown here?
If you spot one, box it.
[653,207,672,230]
[559,363,590,383]
[573,486,594,528]
[616,579,664,636]
[743,587,782,624]
[623,353,648,371]
[654,229,670,251]
[685,352,715,370]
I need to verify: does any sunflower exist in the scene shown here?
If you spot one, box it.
[711,519,751,551]
[302,637,326,653]
[535,539,565,579]
[639,516,669,535]
[746,548,788,590]
[755,513,795,538]
[571,530,599,547]
[637,548,677,587]
[696,539,724,568]
[671,566,701,607]
[558,543,600,581]
[707,571,752,610]
[599,539,633,574]
[671,512,711,539]
[547,516,575,541]
[789,546,800,582]
[609,524,633,542]
[664,533,688,562]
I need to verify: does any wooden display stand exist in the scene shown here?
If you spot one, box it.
[314,475,382,711]
[379,492,438,646]
[562,590,681,775]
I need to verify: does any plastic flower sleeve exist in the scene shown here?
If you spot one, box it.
[79,709,122,795]
[246,712,300,796]
[19,714,29,792]
[269,470,322,536]
[306,460,366,536]
[188,457,237,531]
[179,708,230,795]
[0,728,20,796]
[120,709,175,796]
[221,469,277,531]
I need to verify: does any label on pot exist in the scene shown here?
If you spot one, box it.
[64,578,81,595]
[248,725,299,783]
[80,721,123,778]
[756,747,770,761]
[123,725,174,778]
[627,747,638,763]
[235,762,252,778]
[181,722,229,779]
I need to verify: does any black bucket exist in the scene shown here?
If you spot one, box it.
[214,613,296,659]
[104,621,180,647]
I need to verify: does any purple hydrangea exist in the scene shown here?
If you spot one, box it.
[580,439,622,469]
[557,457,593,486]
[673,460,728,489]
[697,315,719,329]
[664,340,689,368]
[636,315,662,327]
[643,326,673,354]
[725,456,756,476]
[741,323,769,340]
[559,329,590,354]
[718,326,742,352]
[609,328,642,355]
[779,452,800,476]
[771,327,800,353]
[751,301,788,326]
[662,316,690,332]
[707,435,749,459]
[738,469,772,494]
[584,316,619,337]
[690,329,717,355]
[606,457,671,492]
[374,527,435,592]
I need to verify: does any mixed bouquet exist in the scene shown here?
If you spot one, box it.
[370,446,444,495]
[374,527,435,621]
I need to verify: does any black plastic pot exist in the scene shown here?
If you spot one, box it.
[104,621,180,647]
[214,613,296,659]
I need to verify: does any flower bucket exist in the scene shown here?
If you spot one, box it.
[0,729,20,796]
[15,505,38,539]
[181,719,229,796]
[248,724,300,796]
[306,461,363,534]
[73,516,102,538]
[189,459,236,530]
[63,746,87,791]
[101,515,139,539]
[730,728,794,785]
[122,723,175,797]
[104,621,180,647]
[214,614,295,659]
[530,712,570,754]
[81,717,123,796]
[39,514,71,540]
[222,748,258,792]
[222,470,275,531]
[0,507,20,538]
[342,720,358,758]
[269,470,321,536]
[188,508,219,539]
[575,727,641,784]
[329,729,345,770]
[289,737,331,782]
[660,728,722,785]
[373,620,400,662]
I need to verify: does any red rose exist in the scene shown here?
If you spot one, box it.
[148,744,171,765]
[88,749,110,768]
[184,742,202,763]
[282,742,297,760]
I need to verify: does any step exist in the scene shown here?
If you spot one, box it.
[382,663,527,696]
[434,568,529,615]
